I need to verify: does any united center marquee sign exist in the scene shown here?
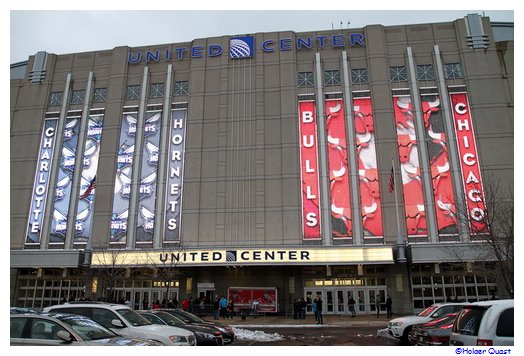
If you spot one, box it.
[128,33,365,63]
[91,247,393,267]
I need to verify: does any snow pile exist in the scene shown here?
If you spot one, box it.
[232,327,285,342]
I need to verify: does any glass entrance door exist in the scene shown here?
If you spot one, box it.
[305,286,387,315]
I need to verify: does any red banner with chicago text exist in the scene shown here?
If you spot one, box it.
[298,101,322,240]
[449,93,489,234]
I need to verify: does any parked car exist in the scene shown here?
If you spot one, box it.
[10,313,161,346]
[408,313,457,346]
[43,302,196,346]
[139,310,224,346]
[159,308,236,344]
[10,307,38,314]
[388,303,465,342]
[450,299,514,346]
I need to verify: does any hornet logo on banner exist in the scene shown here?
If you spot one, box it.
[230,36,254,59]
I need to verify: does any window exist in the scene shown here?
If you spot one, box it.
[174,81,190,96]
[126,85,141,100]
[48,91,63,106]
[454,307,485,336]
[496,308,514,337]
[298,72,314,88]
[70,90,85,104]
[149,83,165,98]
[324,70,341,86]
[351,68,368,84]
[445,63,463,79]
[92,88,108,103]
[30,319,66,340]
[417,64,435,81]
[390,66,407,82]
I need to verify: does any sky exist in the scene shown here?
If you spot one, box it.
[9,8,515,64]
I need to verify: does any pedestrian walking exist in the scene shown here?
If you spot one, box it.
[348,295,356,317]
[252,299,260,318]
[219,296,228,319]
[386,295,392,318]
[315,296,323,324]
[300,298,307,319]
[375,294,381,318]
[312,297,318,323]
[228,299,235,319]
[213,296,220,320]
[293,298,300,319]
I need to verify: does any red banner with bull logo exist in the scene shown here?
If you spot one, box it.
[420,95,458,235]
[449,93,489,234]
[298,101,322,240]
[353,97,383,238]
[393,96,428,237]
[325,99,352,238]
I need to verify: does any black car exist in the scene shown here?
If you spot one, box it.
[159,308,236,344]
[139,310,223,346]
[408,313,457,346]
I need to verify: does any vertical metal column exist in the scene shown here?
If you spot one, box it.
[153,64,174,248]
[433,45,470,242]
[406,47,438,242]
[40,73,72,250]
[315,53,332,246]
[65,71,94,249]
[127,66,149,249]
[341,51,363,244]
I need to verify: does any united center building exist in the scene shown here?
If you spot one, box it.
[10,13,513,315]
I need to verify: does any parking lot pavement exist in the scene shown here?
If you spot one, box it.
[225,314,389,328]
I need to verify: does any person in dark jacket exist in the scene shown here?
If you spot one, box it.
[385,295,392,318]
[314,296,323,324]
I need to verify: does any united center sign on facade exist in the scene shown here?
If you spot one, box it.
[91,247,393,267]
[127,33,366,63]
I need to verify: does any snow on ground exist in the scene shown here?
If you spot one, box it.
[232,327,285,342]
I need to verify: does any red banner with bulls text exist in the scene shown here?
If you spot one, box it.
[353,97,383,238]
[393,96,428,237]
[449,93,489,234]
[298,101,322,240]
[325,99,352,238]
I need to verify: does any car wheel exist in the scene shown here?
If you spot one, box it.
[402,327,412,344]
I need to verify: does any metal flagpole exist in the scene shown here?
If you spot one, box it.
[392,157,406,262]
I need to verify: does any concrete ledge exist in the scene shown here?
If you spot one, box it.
[10,249,85,268]
[407,242,497,263]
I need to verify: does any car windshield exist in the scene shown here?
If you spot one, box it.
[59,316,117,341]
[174,309,204,323]
[116,309,152,327]
[418,305,439,317]
[155,312,186,326]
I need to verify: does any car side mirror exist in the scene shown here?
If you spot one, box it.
[56,330,73,343]
[111,319,125,328]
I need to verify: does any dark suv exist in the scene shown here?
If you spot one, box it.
[139,310,224,346]
[159,308,236,344]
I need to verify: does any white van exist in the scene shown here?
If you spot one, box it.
[44,302,196,346]
[449,299,513,346]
